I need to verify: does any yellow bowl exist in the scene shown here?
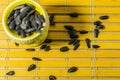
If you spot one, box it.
[2,0,49,46]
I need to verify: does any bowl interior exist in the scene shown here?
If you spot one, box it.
[3,0,46,40]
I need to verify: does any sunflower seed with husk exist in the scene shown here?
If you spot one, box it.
[73,39,80,45]
[44,39,52,43]
[26,4,35,10]
[8,10,15,19]
[40,44,47,49]
[85,38,91,48]
[16,30,21,35]
[7,16,14,25]
[25,28,36,33]
[99,15,109,20]
[68,66,78,73]
[49,75,56,80]
[31,17,38,30]
[44,46,51,51]
[92,45,100,49]
[15,4,26,10]
[94,29,99,38]
[15,42,19,46]
[20,30,26,38]
[27,10,35,17]
[69,12,78,17]
[26,48,35,51]
[60,46,69,52]
[14,10,20,18]
[15,25,21,30]
[6,71,15,76]
[20,6,31,19]
[69,38,76,45]
[93,21,101,25]
[32,57,41,61]
[73,43,80,50]
[15,15,21,25]
[96,25,105,29]
[64,25,74,30]
[35,12,42,25]
[79,30,88,34]
[27,64,36,71]
[20,17,28,30]
[9,20,16,30]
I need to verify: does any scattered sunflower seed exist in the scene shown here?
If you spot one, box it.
[6,71,15,76]
[27,64,36,71]
[99,15,109,20]
[93,21,101,25]
[32,57,41,61]
[40,44,47,49]
[15,42,19,46]
[70,34,79,38]
[79,30,88,34]
[44,39,52,43]
[94,29,99,38]
[92,45,100,49]
[73,43,80,50]
[60,46,69,52]
[68,38,76,45]
[85,38,91,48]
[67,66,78,73]
[44,46,51,51]
[49,14,55,25]
[64,25,74,30]
[96,25,105,29]
[26,48,35,51]
[73,39,80,45]
[69,12,78,17]
[49,75,56,80]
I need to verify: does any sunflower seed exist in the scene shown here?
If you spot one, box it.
[49,14,54,22]
[6,71,15,76]
[44,39,52,43]
[69,12,78,17]
[73,43,80,50]
[73,39,80,45]
[15,4,26,10]
[8,10,15,19]
[67,66,78,73]
[20,30,26,38]
[7,16,14,25]
[35,12,42,25]
[31,17,38,30]
[49,75,56,80]
[93,21,101,25]
[32,57,41,61]
[64,25,74,30]
[100,15,109,20]
[9,20,16,30]
[50,21,55,25]
[14,10,20,18]
[16,30,21,35]
[15,15,21,25]
[79,30,88,34]
[25,28,36,33]
[96,25,105,29]
[44,46,51,51]
[60,46,69,52]
[15,42,19,46]
[20,6,31,18]
[70,34,79,38]
[94,29,99,38]
[36,12,45,23]
[68,38,76,45]
[85,38,91,48]
[40,44,47,49]
[92,45,100,49]
[26,48,35,51]
[26,4,35,10]
[27,64,36,71]
[27,10,35,17]
[15,25,21,30]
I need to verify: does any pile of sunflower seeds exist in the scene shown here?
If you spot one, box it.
[7,4,45,38]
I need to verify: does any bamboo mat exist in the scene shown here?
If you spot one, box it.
[0,0,120,80]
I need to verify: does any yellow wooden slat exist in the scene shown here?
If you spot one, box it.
[96,70,120,76]
[96,50,120,58]
[7,77,35,80]
[0,23,3,30]
[69,77,91,80]
[0,6,7,14]
[0,70,5,76]
[38,70,92,76]
[0,49,7,57]
[8,49,36,58]
[0,0,8,4]
[6,60,35,67]
[96,60,120,67]
[98,77,120,80]
[0,40,8,48]
[38,77,66,80]
[0,60,5,67]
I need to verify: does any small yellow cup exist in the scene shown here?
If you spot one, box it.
[2,0,49,47]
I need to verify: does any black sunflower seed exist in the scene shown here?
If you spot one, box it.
[7,16,14,25]
[96,25,105,29]
[50,22,55,25]
[36,12,45,23]
[25,28,36,33]
[49,75,56,80]
[79,30,88,34]
[15,42,19,46]
[32,57,41,61]
[73,43,80,50]
[73,39,80,45]
[93,21,101,25]
[14,10,20,18]
[92,45,100,49]
[40,44,47,49]
[26,48,35,51]
[6,71,15,76]
[16,30,21,35]
[35,12,42,25]
[15,15,21,25]
[60,46,69,52]
[44,46,51,51]
[20,6,31,18]
[68,38,76,45]
[70,34,79,38]
[44,39,52,43]
[67,66,78,73]
[99,15,109,20]
[15,4,26,10]
[64,25,74,30]
[85,38,91,48]
[27,64,36,71]
[9,20,16,30]
[69,12,78,17]
[94,29,99,38]
[20,30,26,38]
[26,4,35,10]
[8,10,15,19]
[49,14,54,22]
